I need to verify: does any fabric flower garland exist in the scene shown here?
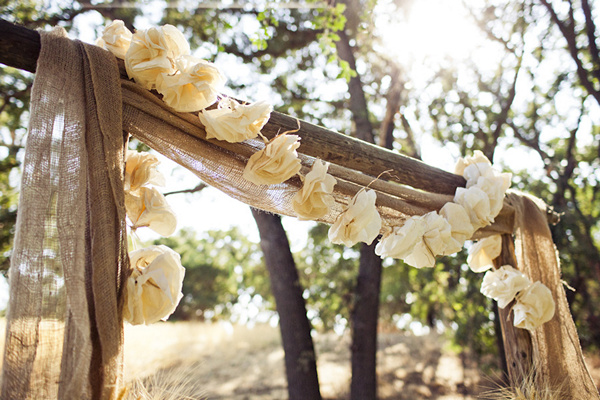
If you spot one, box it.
[122,150,184,325]
[97,21,555,332]
[479,263,555,330]
[98,20,225,113]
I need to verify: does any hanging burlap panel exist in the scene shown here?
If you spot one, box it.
[504,193,599,398]
[1,28,129,399]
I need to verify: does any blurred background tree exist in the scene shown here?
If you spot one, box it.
[1,0,599,396]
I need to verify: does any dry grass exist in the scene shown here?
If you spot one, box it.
[123,322,485,399]
[0,319,598,399]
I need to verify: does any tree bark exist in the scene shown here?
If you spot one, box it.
[251,208,322,400]
[350,242,383,400]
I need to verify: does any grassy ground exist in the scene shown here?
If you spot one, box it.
[0,319,598,399]
[123,321,492,399]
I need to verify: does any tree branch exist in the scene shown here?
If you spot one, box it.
[163,182,208,196]
[539,0,600,105]
[581,0,600,82]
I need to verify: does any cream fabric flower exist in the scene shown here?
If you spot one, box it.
[199,99,272,143]
[96,20,132,59]
[124,245,185,325]
[422,211,458,256]
[156,56,225,112]
[454,150,491,176]
[292,159,336,221]
[125,187,177,236]
[472,169,512,218]
[513,281,556,331]
[375,213,451,268]
[329,189,382,247]
[124,150,165,193]
[454,186,492,229]
[467,235,502,272]
[375,216,427,260]
[439,202,475,245]
[243,134,302,185]
[463,162,493,187]
[481,265,531,308]
[125,24,190,90]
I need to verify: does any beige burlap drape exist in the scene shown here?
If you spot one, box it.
[1,28,598,399]
[1,28,129,399]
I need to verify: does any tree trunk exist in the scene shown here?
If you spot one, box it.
[350,242,383,400]
[251,208,322,400]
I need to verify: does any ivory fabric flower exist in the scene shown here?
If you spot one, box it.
[375,213,452,268]
[375,216,427,260]
[454,150,491,176]
[123,245,185,325]
[467,235,502,273]
[124,150,165,193]
[422,211,458,256]
[156,56,225,112]
[125,24,190,90]
[329,189,382,247]
[292,159,336,221]
[463,162,494,187]
[454,186,492,229]
[481,265,531,308]
[96,19,132,59]
[513,281,556,331]
[125,187,177,236]
[243,134,302,185]
[472,169,512,218]
[199,99,272,143]
[439,202,475,245]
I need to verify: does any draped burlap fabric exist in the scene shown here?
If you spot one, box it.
[1,28,598,399]
[1,28,129,399]
[506,193,599,398]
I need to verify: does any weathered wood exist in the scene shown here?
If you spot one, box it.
[0,20,40,73]
[263,112,467,195]
[493,235,535,386]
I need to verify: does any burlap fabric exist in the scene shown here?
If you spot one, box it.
[1,28,128,399]
[1,28,598,399]
[506,193,599,398]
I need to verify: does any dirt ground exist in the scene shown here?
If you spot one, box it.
[0,319,597,399]
[121,322,511,399]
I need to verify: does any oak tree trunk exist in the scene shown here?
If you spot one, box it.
[251,208,322,400]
